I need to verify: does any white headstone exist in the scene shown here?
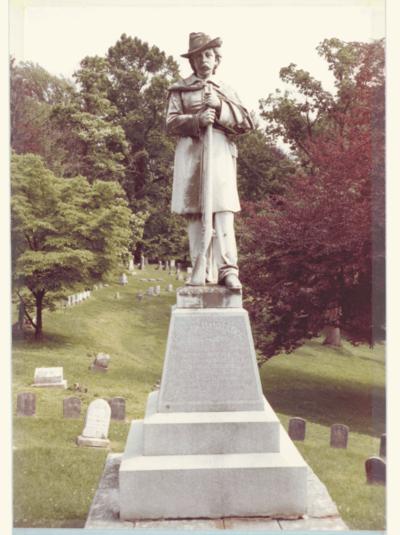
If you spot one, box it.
[155,285,161,296]
[187,267,193,274]
[170,259,176,268]
[147,287,155,296]
[77,399,111,447]
[33,367,67,388]
[67,296,73,306]
[167,284,174,292]
[83,399,111,438]
[128,258,135,272]
[120,273,128,285]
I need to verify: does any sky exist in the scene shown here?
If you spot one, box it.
[10,0,385,119]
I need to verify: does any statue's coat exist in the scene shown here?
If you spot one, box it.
[166,74,254,214]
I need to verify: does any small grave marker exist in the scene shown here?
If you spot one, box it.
[33,367,67,388]
[17,392,36,416]
[288,417,306,441]
[90,353,110,372]
[63,397,81,418]
[120,273,128,286]
[109,397,126,420]
[77,399,111,447]
[365,456,386,484]
[330,424,349,448]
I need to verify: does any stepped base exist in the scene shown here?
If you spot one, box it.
[119,420,307,520]
[143,391,280,455]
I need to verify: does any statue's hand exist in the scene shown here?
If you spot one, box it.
[199,108,216,127]
[204,92,221,110]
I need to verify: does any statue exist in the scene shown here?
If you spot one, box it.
[166,32,254,290]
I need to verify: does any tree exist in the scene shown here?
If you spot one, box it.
[11,153,135,339]
[238,38,385,359]
[236,128,295,201]
[10,59,75,173]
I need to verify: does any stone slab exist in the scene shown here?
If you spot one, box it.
[86,453,347,530]
[143,391,280,455]
[33,367,67,388]
[176,285,242,308]
[76,435,110,448]
[224,517,281,530]
[119,421,307,520]
[158,307,264,413]
[279,516,348,530]
[16,392,36,416]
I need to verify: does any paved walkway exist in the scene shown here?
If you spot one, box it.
[85,454,348,530]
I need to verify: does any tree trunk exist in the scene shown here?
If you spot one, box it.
[323,326,342,347]
[34,291,45,340]
[18,299,25,331]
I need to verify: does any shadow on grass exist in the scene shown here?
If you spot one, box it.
[261,365,385,436]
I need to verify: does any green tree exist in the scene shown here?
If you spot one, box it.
[10,59,75,173]
[236,128,295,201]
[11,153,135,339]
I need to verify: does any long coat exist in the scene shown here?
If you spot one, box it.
[166,74,254,215]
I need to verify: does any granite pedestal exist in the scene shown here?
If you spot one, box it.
[119,286,308,520]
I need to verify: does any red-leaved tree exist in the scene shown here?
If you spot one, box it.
[238,38,385,359]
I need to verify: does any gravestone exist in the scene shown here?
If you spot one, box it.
[379,433,386,458]
[77,399,111,447]
[115,292,121,299]
[136,293,144,302]
[17,392,36,416]
[140,255,145,270]
[128,258,135,272]
[167,284,174,292]
[365,456,386,484]
[288,417,306,441]
[147,287,155,296]
[187,266,193,275]
[120,273,128,286]
[155,285,161,296]
[109,397,126,421]
[63,397,81,418]
[330,424,349,448]
[67,295,73,307]
[90,353,110,372]
[170,259,176,269]
[157,261,162,270]
[33,367,67,388]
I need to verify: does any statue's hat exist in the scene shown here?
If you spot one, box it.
[181,32,222,58]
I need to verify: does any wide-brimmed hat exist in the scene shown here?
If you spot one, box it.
[181,32,222,58]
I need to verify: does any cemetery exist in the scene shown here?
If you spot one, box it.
[10,13,386,532]
[12,265,385,530]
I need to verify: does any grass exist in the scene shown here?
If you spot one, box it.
[12,266,385,529]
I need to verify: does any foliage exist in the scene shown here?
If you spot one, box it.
[10,59,75,174]
[236,128,295,201]
[11,153,134,338]
[239,38,385,358]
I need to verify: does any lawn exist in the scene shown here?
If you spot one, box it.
[12,266,385,529]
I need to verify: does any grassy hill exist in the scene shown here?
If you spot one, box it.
[12,266,385,529]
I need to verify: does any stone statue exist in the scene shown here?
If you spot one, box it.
[166,32,254,290]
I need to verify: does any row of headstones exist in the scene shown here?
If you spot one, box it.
[288,417,386,484]
[16,392,126,421]
[65,290,91,307]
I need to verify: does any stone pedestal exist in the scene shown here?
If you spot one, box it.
[119,286,308,520]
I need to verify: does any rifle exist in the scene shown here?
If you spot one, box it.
[190,82,214,286]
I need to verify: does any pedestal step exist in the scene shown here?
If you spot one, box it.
[143,391,280,455]
[119,420,307,520]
